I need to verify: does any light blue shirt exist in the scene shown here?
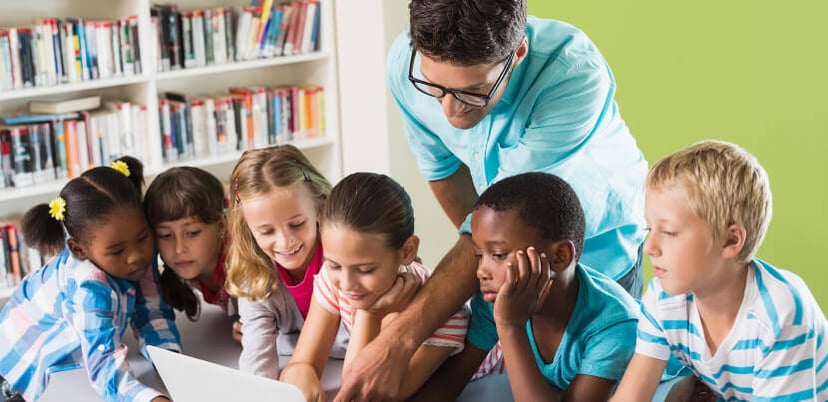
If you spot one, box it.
[387,17,647,280]
[466,264,639,388]
[0,248,181,402]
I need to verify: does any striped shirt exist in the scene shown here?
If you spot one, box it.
[636,259,828,401]
[0,247,181,402]
[314,261,468,353]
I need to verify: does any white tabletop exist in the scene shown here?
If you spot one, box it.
[38,300,513,401]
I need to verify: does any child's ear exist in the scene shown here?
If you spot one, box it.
[399,235,420,265]
[549,240,576,272]
[67,238,88,260]
[720,224,746,259]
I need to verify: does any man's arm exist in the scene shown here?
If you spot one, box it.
[334,169,480,401]
[335,234,479,401]
[428,164,477,229]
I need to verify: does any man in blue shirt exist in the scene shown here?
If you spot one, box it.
[336,1,648,400]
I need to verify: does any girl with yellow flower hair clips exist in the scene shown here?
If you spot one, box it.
[0,156,181,402]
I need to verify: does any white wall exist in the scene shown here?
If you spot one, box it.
[337,1,457,268]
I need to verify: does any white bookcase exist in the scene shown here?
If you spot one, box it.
[0,0,343,302]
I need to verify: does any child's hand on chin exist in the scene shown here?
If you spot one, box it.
[363,271,421,318]
[494,247,553,328]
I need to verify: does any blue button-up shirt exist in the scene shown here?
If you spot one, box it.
[387,17,647,280]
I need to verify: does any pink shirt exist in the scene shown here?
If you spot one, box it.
[276,241,323,319]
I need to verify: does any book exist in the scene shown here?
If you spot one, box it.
[5,225,22,286]
[29,95,101,114]
[0,111,80,125]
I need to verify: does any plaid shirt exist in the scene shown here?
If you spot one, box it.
[0,247,181,402]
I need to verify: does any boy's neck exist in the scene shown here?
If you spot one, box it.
[694,260,751,354]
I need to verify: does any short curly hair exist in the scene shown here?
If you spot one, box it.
[474,172,585,260]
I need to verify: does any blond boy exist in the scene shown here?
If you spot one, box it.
[612,140,827,401]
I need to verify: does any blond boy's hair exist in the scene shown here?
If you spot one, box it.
[647,140,772,264]
[225,145,331,301]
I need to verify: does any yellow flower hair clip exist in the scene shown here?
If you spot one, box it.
[110,160,131,177]
[49,197,67,221]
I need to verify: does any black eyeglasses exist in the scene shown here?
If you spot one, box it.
[408,47,517,108]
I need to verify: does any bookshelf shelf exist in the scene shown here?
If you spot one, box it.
[0,135,336,206]
[154,135,335,173]
[0,75,151,102]
[154,51,330,81]
[0,0,344,295]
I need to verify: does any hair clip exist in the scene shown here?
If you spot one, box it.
[233,180,241,205]
[290,159,312,183]
[110,160,131,177]
[49,197,67,221]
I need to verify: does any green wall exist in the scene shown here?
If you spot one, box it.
[528,1,828,309]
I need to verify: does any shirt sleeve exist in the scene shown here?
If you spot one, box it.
[237,295,281,380]
[386,32,462,182]
[634,279,672,361]
[131,261,182,359]
[466,292,499,352]
[494,60,613,181]
[312,266,341,316]
[577,319,638,381]
[67,279,165,402]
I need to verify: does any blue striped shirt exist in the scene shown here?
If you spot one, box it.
[0,247,181,401]
[636,259,827,401]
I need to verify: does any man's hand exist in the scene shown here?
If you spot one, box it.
[362,271,421,318]
[334,333,412,402]
[493,247,552,328]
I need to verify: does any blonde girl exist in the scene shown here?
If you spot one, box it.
[280,172,468,402]
[225,145,348,380]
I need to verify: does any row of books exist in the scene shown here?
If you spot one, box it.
[0,83,325,189]
[0,16,142,91]
[152,0,321,72]
[159,85,324,162]
[0,100,150,189]
[0,223,45,292]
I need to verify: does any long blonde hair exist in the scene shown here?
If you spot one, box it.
[225,145,331,301]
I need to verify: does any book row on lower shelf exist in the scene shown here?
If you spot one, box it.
[0,84,325,189]
[0,223,46,293]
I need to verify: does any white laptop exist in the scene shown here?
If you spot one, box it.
[147,346,305,402]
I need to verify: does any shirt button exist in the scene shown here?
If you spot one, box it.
[473,152,481,160]
[478,185,485,192]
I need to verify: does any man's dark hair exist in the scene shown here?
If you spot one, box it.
[474,172,586,260]
[409,0,526,65]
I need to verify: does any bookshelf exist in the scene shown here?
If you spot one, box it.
[0,0,343,303]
